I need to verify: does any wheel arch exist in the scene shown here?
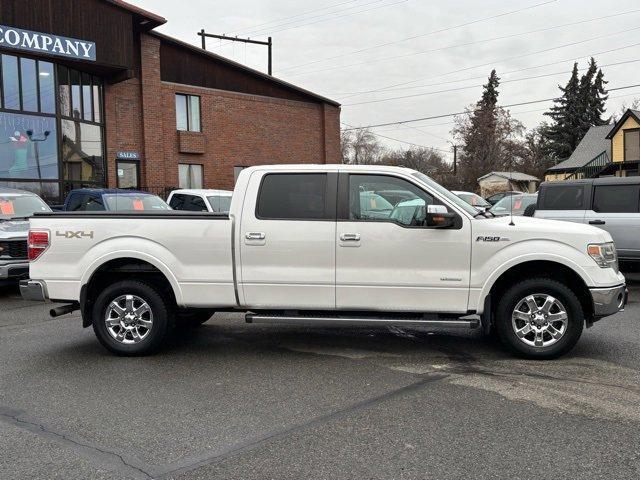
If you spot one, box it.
[81,256,180,328]
[481,260,594,330]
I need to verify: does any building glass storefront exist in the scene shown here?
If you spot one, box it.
[0,53,105,203]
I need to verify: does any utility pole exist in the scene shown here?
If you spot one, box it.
[198,30,273,75]
[452,145,457,175]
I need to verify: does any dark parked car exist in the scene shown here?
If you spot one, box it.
[60,189,171,212]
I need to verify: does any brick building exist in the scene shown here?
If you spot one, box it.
[0,0,341,203]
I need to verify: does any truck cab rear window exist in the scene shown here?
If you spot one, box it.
[257,173,328,220]
[541,185,584,210]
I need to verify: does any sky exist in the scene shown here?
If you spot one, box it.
[129,0,640,162]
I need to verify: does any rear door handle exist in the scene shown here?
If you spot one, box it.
[245,232,266,240]
[340,233,360,241]
[589,220,606,225]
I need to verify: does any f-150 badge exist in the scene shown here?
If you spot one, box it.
[476,236,510,242]
[56,230,94,239]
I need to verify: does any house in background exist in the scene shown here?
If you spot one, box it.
[604,109,640,176]
[477,171,539,197]
[544,125,611,181]
[544,109,640,181]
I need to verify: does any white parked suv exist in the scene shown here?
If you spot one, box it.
[21,165,626,359]
[167,189,232,213]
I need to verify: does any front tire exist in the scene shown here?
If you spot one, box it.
[495,278,584,359]
[92,280,172,356]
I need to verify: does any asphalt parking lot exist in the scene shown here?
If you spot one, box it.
[1,279,639,480]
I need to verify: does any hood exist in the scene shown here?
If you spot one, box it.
[474,215,611,248]
[0,219,29,240]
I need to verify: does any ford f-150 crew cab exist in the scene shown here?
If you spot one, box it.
[20,165,627,359]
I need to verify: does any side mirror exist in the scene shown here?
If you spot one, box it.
[425,204,456,228]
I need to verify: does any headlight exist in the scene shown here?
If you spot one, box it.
[588,242,618,272]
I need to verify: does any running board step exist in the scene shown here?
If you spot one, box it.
[245,313,480,329]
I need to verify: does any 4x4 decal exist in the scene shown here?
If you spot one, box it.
[56,230,94,239]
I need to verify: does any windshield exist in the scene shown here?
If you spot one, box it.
[457,192,490,208]
[103,194,171,211]
[490,195,537,215]
[411,172,479,216]
[207,195,232,213]
[0,194,51,220]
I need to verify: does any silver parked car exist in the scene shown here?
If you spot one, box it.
[489,193,538,217]
[535,177,639,264]
[0,188,52,282]
[452,190,492,212]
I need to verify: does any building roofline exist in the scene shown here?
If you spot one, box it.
[104,0,167,29]
[150,31,340,107]
[606,109,640,139]
[477,171,539,182]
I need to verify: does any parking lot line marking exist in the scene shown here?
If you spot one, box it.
[153,373,449,479]
[0,406,153,480]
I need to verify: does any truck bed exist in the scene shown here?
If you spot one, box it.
[29,211,237,308]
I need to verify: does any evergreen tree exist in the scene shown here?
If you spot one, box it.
[588,67,609,126]
[542,63,581,160]
[453,70,525,190]
[542,58,609,160]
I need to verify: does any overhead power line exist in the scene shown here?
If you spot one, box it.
[242,0,408,38]
[343,58,640,106]
[284,8,640,78]
[228,0,362,36]
[341,83,640,131]
[336,41,640,95]
[212,0,398,50]
[371,89,640,134]
[277,0,557,73]
[342,122,453,154]
[339,26,640,99]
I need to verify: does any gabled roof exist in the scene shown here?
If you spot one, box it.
[547,124,612,172]
[104,0,167,29]
[606,109,640,139]
[477,171,539,182]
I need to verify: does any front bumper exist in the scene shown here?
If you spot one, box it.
[19,279,47,302]
[590,284,627,318]
[0,262,29,279]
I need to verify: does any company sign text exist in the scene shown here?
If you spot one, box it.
[0,25,96,61]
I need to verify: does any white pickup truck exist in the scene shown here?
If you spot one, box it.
[21,165,627,359]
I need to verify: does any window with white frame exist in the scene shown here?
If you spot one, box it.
[179,164,203,189]
[175,94,201,132]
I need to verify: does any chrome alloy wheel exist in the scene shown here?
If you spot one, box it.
[511,294,568,348]
[105,294,153,344]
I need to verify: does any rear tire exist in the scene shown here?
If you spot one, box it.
[92,280,172,356]
[495,278,584,359]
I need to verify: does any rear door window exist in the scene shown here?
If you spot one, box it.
[256,173,329,220]
[592,185,640,213]
[541,185,585,210]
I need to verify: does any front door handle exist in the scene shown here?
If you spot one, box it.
[245,232,266,240]
[340,233,360,241]
[589,220,606,225]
